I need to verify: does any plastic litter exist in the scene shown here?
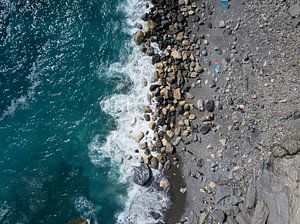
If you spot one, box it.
[221,0,229,9]
[215,64,222,73]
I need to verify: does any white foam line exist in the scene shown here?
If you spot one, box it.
[88,0,170,223]
[0,62,41,122]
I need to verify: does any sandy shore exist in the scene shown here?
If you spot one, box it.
[133,0,300,223]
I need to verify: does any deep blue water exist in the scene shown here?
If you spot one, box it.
[0,0,131,223]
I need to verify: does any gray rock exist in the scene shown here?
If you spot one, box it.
[288,3,300,17]
[150,157,158,169]
[206,100,215,112]
[200,124,210,135]
[246,184,256,209]
[212,209,225,223]
[132,164,152,186]
[198,212,209,224]
[251,200,269,224]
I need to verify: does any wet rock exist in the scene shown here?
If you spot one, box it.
[159,177,170,191]
[156,153,166,164]
[133,164,152,186]
[205,100,215,112]
[68,219,90,224]
[200,124,210,135]
[134,31,145,44]
[150,157,158,169]
[135,132,145,143]
[150,211,161,220]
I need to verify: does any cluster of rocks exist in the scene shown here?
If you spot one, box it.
[132,0,216,184]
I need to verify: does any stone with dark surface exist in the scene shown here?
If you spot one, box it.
[205,100,215,112]
[200,124,210,135]
[133,164,152,186]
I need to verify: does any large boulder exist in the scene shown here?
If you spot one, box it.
[133,164,152,186]
[134,31,145,44]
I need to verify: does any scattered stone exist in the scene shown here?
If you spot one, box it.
[180,187,187,193]
[135,132,145,143]
[200,124,210,135]
[197,99,204,111]
[159,177,170,190]
[194,63,203,73]
[219,139,227,146]
[150,157,158,169]
[174,88,182,100]
[167,130,175,138]
[171,50,182,60]
[150,211,161,220]
[188,113,196,120]
[133,164,152,186]
[205,100,215,112]
[219,20,226,28]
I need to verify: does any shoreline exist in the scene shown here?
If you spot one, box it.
[132,0,300,223]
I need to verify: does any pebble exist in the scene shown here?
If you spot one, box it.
[135,132,145,143]
[200,124,210,135]
[205,100,215,112]
[197,99,204,111]
[219,20,226,28]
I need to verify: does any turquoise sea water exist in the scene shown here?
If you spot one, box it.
[0,0,132,223]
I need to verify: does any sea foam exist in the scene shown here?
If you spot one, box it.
[88,0,169,223]
[0,62,40,122]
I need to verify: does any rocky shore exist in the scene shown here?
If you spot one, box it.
[132,0,299,223]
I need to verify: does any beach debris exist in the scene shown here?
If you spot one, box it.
[180,187,187,193]
[215,63,222,73]
[219,20,226,28]
[199,188,206,193]
[234,17,241,31]
[237,104,245,113]
[219,139,227,146]
[132,164,152,186]
[220,0,229,9]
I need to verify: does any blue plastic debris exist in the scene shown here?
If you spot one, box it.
[215,64,222,73]
[221,0,229,9]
